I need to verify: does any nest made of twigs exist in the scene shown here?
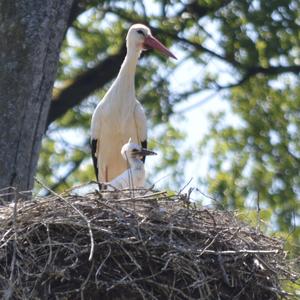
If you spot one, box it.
[0,185,298,299]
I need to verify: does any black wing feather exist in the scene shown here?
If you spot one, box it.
[91,139,99,181]
[141,140,147,163]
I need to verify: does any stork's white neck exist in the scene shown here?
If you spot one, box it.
[126,156,144,171]
[114,48,141,98]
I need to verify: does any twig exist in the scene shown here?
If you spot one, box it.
[177,178,193,195]
[35,177,95,261]
[197,249,280,255]
[198,231,223,256]
[95,245,112,284]
[80,260,95,300]
[218,254,230,286]
[6,190,18,300]
[256,191,261,231]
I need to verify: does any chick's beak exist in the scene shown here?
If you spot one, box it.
[136,148,157,156]
[143,35,177,59]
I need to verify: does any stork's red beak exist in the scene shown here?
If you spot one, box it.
[143,35,177,59]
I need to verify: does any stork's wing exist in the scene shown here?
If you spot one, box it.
[91,103,103,181]
[90,138,99,181]
[141,140,147,162]
[134,101,147,163]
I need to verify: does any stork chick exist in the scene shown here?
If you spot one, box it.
[91,24,176,183]
[106,139,156,190]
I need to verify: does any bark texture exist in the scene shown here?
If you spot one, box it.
[0,0,73,193]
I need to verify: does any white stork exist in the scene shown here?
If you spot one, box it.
[91,24,176,182]
[105,139,156,190]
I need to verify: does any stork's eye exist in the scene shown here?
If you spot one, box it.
[137,29,145,36]
[132,149,139,152]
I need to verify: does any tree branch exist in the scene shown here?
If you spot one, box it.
[179,0,234,19]
[67,0,86,29]
[216,65,300,89]
[48,158,83,193]
[44,1,240,130]
[46,2,300,129]
[46,44,127,130]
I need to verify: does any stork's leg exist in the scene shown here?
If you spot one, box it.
[105,166,108,182]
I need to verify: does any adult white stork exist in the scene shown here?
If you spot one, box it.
[106,139,157,190]
[91,24,176,182]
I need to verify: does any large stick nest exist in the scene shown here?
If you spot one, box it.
[0,186,298,299]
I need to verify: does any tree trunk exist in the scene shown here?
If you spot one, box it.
[0,0,74,195]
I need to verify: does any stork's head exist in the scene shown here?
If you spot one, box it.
[121,139,157,161]
[126,24,176,59]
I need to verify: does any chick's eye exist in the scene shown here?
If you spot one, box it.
[137,30,145,36]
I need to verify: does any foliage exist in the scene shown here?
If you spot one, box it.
[201,76,300,247]
[38,0,300,253]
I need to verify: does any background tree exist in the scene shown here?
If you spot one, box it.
[201,78,300,241]
[35,1,300,245]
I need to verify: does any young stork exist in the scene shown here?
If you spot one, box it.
[106,139,156,190]
[91,24,176,182]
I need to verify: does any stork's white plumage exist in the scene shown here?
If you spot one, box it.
[91,24,176,182]
[105,139,156,190]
